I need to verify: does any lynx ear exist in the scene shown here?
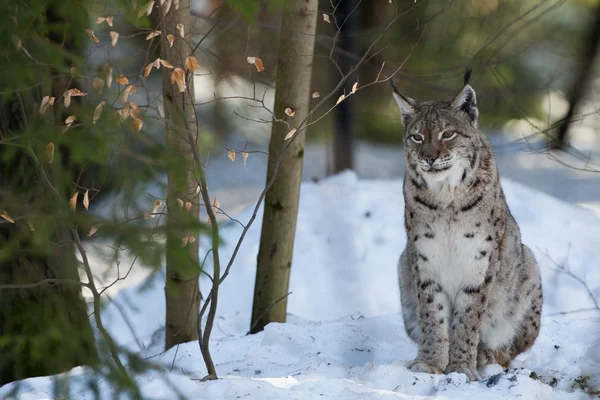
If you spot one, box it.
[451,84,478,124]
[390,80,417,127]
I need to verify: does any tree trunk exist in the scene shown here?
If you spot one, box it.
[160,1,202,350]
[333,0,358,174]
[554,2,600,148]
[0,0,97,385]
[250,0,318,334]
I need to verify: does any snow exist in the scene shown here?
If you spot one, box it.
[2,171,600,399]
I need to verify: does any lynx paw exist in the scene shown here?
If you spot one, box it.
[407,359,444,375]
[445,363,481,382]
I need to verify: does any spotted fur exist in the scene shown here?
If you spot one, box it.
[392,70,542,381]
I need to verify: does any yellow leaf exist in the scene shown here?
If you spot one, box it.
[312,91,320,98]
[185,201,192,212]
[336,94,345,105]
[185,56,200,71]
[116,75,129,85]
[177,198,184,209]
[39,96,55,115]
[87,224,101,237]
[227,149,236,162]
[132,118,143,132]
[284,128,297,140]
[323,13,331,23]
[85,29,100,44]
[93,78,105,93]
[176,23,184,38]
[167,34,175,47]
[69,192,78,212]
[170,68,186,92]
[106,66,113,88]
[284,107,295,117]
[110,31,119,47]
[145,30,161,40]
[242,151,249,165]
[46,142,55,164]
[138,0,155,17]
[83,190,90,211]
[351,81,358,94]
[0,210,15,224]
[93,101,105,124]
[159,59,174,68]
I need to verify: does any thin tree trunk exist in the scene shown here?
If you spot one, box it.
[250,0,318,334]
[554,2,600,148]
[160,0,202,350]
[333,0,358,173]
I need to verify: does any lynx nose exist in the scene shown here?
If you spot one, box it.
[424,157,437,166]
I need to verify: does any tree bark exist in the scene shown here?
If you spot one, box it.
[0,0,97,385]
[160,0,202,350]
[250,0,318,334]
[554,2,600,148]
[333,0,358,174]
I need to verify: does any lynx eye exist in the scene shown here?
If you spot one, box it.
[441,131,457,141]
[409,133,423,144]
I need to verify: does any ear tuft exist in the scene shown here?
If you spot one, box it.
[451,84,478,124]
[390,79,417,127]
[464,68,472,86]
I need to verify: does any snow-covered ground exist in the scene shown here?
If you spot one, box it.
[2,171,600,399]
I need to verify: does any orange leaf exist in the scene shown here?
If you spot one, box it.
[159,59,174,68]
[144,62,154,77]
[185,56,200,71]
[0,210,15,224]
[227,149,236,162]
[93,101,105,124]
[246,56,265,72]
[185,201,192,212]
[170,68,186,92]
[110,31,119,47]
[85,29,100,44]
[69,192,78,212]
[116,76,129,85]
[132,118,143,132]
[285,107,295,117]
[176,23,184,38]
[284,128,296,140]
[145,30,161,40]
[167,34,175,47]
[46,142,55,164]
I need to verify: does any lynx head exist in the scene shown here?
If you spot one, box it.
[391,69,482,184]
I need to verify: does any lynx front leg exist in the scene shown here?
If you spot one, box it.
[445,284,489,381]
[408,272,450,375]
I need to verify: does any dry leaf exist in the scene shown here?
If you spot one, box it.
[176,23,184,37]
[196,185,201,195]
[0,210,15,224]
[173,0,179,9]
[170,68,186,92]
[116,75,129,85]
[83,190,90,211]
[116,107,130,121]
[148,199,162,218]
[39,96,55,115]
[159,59,174,68]
[212,198,220,213]
[129,102,141,118]
[121,85,136,102]
[336,94,345,105]
[242,151,249,165]
[177,198,184,209]
[181,236,189,246]
[93,78,105,93]
[69,192,78,212]
[323,13,331,23]
[145,30,161,40]
[96,16,114,27]
[285,128,296,140]
[246,56,265,72]
[162,0,172,14]
[312,91,320,98]
[227,149,236,162]
[93,101,105,124]
[351,81,358,94]
[284,107,295,117]
[87,224,101,237]
[138,0,155,17]
[185,201,192,212]
[143,62,154,77]
[46,142,55,164]
[85,29,100,44]
[132,118,143,132]
[106,66,113,88]
[63,88,87,108]
[188,235,196,244]
[110,31,119,47]
[64,115,76,132]
[167,34,175,47]
[185,56,200,71]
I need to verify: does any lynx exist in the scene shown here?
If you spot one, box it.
[391,70,542,381]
